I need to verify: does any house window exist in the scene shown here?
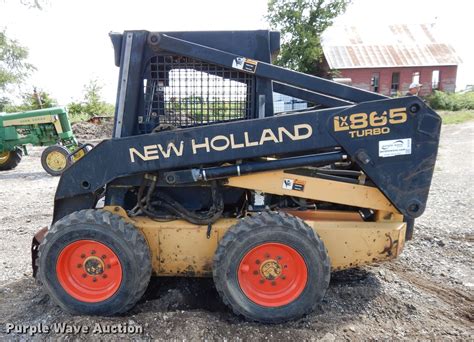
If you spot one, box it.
[391,72,400,94]
[412,71,420,85]
[432,70,440,90]
[371,73,380,93]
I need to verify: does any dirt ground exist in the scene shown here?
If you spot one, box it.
[0,122,472,340]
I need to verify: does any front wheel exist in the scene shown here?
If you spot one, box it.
[37,209,152,315]
[41,145,70,176]
[213,211,331,323]
[0,148,22,171]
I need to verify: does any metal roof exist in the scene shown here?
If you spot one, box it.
[322,24,460,69]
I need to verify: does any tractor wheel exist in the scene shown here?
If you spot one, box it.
[41,145,71,176]
[37,209,152,315]
[0,148,22,171]
[213,211,330,323]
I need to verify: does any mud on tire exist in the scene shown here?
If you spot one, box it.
[37,209,152,316]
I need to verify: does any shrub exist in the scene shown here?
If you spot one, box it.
[427,90,474,111]
[67,79,115,119]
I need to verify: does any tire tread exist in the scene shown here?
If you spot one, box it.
[38,209,151,315]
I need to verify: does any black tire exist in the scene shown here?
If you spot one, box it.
[41,145,71,176]
[37,209,152,315]
[0,148,22,171]
[213,211,331,323]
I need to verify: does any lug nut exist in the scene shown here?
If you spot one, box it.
[101,255,107,259]
[259,279,265,284]
[92,277,97,282]
[281,275,286,280]
[271,281,276,286]
[91,250,96,255]
[82,273,87,278]
[276,256,282,260]
[253,270,259,275]
[107,264,111,269]
[80,254,86,259]
[102,274,108,279]
[77,264,82,268]
[255,259,260,265]
[264,253,270,258]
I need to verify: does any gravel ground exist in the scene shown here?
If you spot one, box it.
[0,122,472,340]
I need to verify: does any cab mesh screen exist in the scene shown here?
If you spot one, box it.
[143,55,254,127]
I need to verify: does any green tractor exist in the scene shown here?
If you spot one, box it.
[0,107,87,176]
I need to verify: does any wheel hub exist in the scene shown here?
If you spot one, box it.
[84,256,105,275]
[0,151,10,165]
[260,259,282,280]
[46,151,67,171]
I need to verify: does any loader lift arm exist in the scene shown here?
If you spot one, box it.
[53,30,441,223]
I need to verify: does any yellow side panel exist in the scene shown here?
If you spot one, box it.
[308,221,406,271]
[158,228,218,275]
[105,207,406,276]
[226,170,398,213]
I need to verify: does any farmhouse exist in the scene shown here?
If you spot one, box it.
[322,24,460,96]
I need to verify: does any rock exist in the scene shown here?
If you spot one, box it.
[319,332,336,342]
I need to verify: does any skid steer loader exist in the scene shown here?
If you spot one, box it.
[31,30,441,323]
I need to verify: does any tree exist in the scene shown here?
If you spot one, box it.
[0,30,35,90]
[266,0,350,76]
[21,87,57,109]
[0,88,57,112]
[68,79,115,119]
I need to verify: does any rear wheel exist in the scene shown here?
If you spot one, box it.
[213,211,330,323]
[0,148,22,171]
[41,145,70,176]
[38,209,151,315]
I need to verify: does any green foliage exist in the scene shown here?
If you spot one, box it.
[0,97,10,112]
[265,0,350,76]
[21,88,56,110]
[438,110,474,125]
[68,112,92,124]
[166,97,246,121]
[67,79,115,120]
[0,88,57,112]
[427,90,474,111]
[0,31,35,90]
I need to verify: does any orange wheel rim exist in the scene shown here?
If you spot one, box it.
[238,242,308,307]
[56,240,122,303]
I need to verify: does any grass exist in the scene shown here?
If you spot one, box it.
[69,113,92,123]
[437,110,474,125]
[69,112,114,124]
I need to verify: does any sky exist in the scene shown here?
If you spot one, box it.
[0,0,472,105]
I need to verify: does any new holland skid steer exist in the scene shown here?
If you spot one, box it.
[32,30,441,323]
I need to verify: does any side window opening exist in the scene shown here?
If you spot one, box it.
[432,70,440,90]
[391,72,400,95]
